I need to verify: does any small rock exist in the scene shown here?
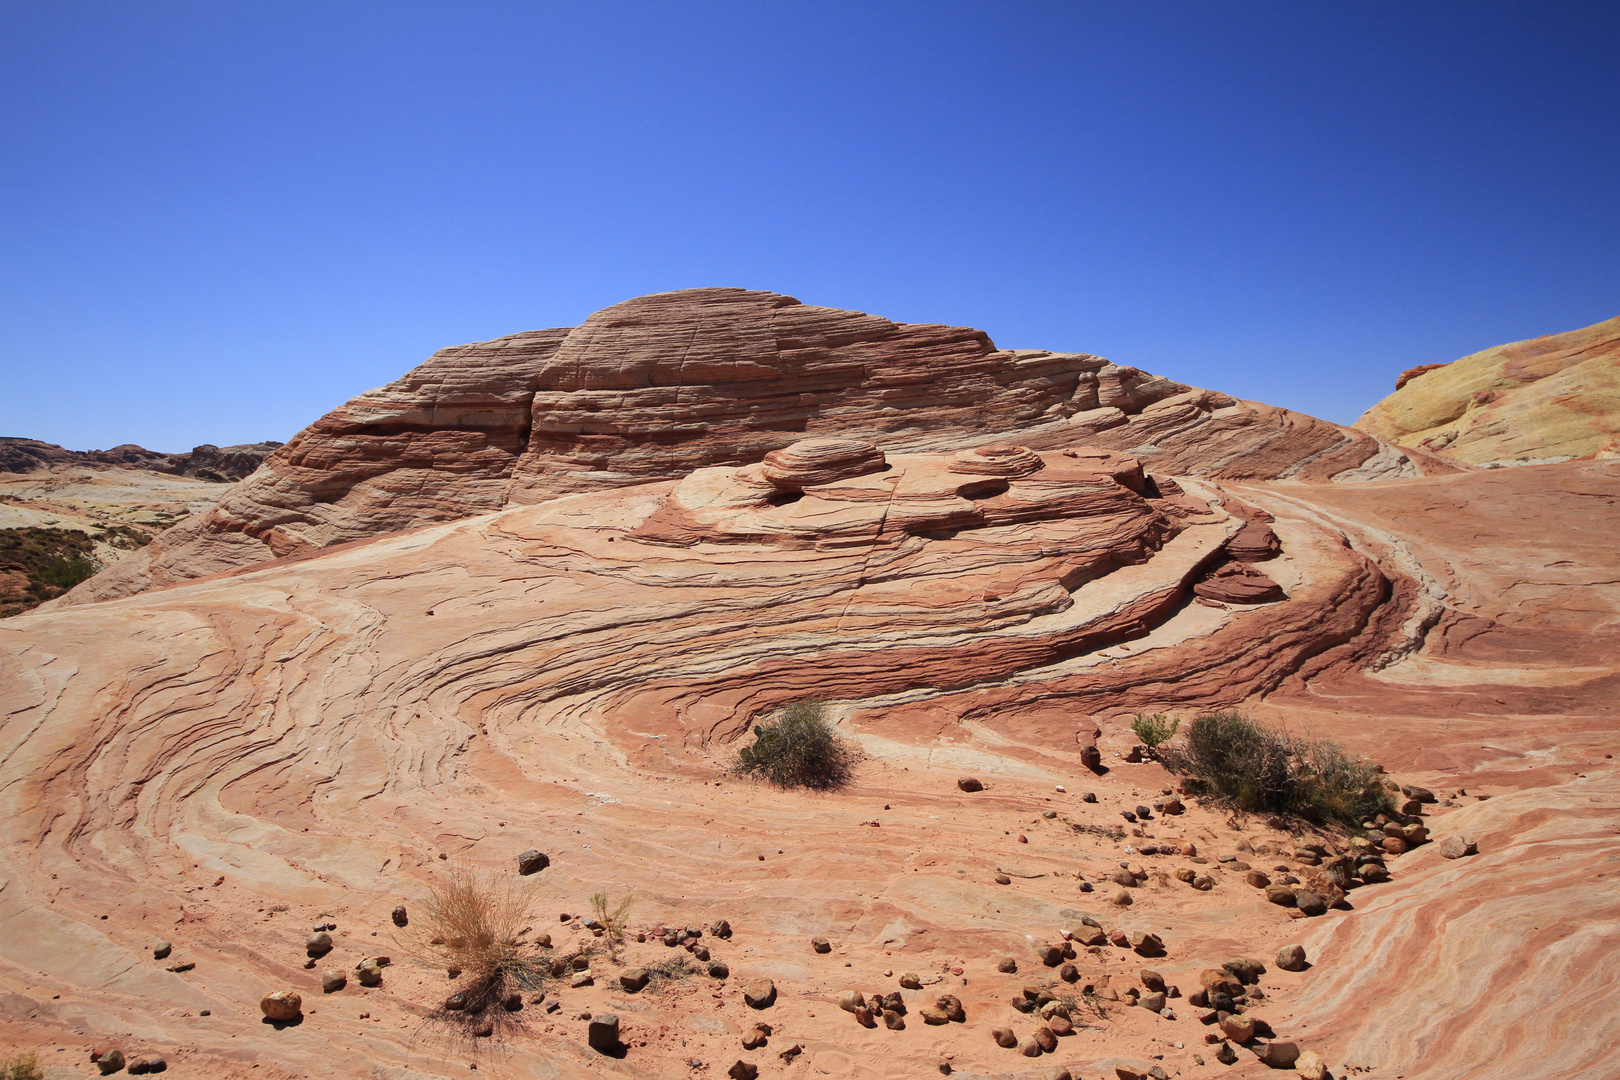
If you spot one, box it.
[97,1050,127,1075]
[1265,884,1298,907]
[900,971,923,988]
[1081,746,1104,772]
[1059,962,1079,982]
[1083,791,1098,803]
[1220,1015,1255,1043]
[708,960,730,979]
[838,990,865,1013]
[503,993,522,1011]
[356,960,383,987]
[260,990,302,1022]
[997,956,1018,973]
[587,1013,620,1052]
[1259,1041,1302,1069]
[1382,836,1409,855]
[1440,834,1479,859]
[992,1027,1018,1048]
[1034,1025,1057,1052]
[1401,784,1437,803]
[742,1026,769,1049]
[729,1061,759,1080]
[811,937,831,953]
[1048,1013,1074,1035]
[1130,931,1164,955]
[854,1006,877,1028]
[445,992,468,1011]
[517,849,550,875]
[884,1008,907,1029]
[391,905,408,927]
[936,993,966,1021]
[1140,990,1167,1012]
[1037,945,1064,966]
[570,972,594,988]
[994,873,1012,885]
[1161,798,1184,814]
[1215,1040,1238,1064]
[1295,889,1328,917]
[620,968,650,992]
[152,941,172,960]
[1295,1049,1328,1079]
[1140,968,1165,991]
[1246,870,1272,888]
[1135,804,1153,819]
[1046,1068,1073,1080]
[127,1055,167,1074]
[711,919,733,938]
[743,978,776,1009]
[1112,888,1133,906]
[1191,875,1215,891]
[1018,1034,1043,1057]
[321,970,347,993]
[1121,810,1138,823]
[306,931,333,957]
[1175,866,1197,883]
[957,776,984,792]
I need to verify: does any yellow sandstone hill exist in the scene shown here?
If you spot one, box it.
[1354,315,1620,463]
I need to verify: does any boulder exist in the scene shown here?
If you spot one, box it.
[1440,834,1479,859]
[1295,1049,1328,1079]
[743,978,776,1009]
[587,1013,620,1052]
[260,990,302,1022]
[1277,944,1308,971]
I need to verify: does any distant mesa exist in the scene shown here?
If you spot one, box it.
[56,287,1452,606]
[1356,314,1620,464]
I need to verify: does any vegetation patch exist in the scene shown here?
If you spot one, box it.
[410,865,546,1035]
[732,701,858,791]
[1,1052,43,1080]
[0,527,100,616]
[1130,711,1180,749]
[1157,710,1393,827]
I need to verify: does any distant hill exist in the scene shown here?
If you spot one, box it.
[0,437,282,481]
[1355,316,1620,464]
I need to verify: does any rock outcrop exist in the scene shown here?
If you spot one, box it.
[0,437,281,481]
[1355,314,1620,463]
[60,288,1451,606]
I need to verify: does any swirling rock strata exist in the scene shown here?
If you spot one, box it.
[61,288,1449,606]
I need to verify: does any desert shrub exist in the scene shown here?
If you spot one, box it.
[412,864,545,1016]
[732,701,857,791]
[2,1051,43,1080]
[34,555,96,589]
[589,891,634,959]
[1130,712,1180,749]
[1157,711,1391,827]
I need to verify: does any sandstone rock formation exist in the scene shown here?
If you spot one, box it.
[60,288,1452,606]
[0,436,281,480]
[1355,314,1620,463]
[4,292,1615,1080]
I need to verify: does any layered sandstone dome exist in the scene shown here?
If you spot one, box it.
[61,288,1452,605]
[1355,313,1620,463]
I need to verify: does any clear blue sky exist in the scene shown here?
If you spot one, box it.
[3,2,1617,451]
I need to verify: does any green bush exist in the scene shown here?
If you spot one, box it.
[1131,712,1179,748]
[733,701,857,791]
[1157,711,1391,826]
[35,555,97,589]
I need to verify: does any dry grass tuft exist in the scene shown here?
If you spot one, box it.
[410,864,547,1026]
[1,1052,43,1080]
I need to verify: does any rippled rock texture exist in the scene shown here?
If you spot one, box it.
[1356,313,1620,463]
[61,288,1451,605]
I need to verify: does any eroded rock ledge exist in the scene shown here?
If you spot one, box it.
[59,288,1452,606]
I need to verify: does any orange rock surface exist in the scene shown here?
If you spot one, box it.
[1,300,1614,1080]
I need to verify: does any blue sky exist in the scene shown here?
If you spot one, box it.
[3,2,1617,451]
